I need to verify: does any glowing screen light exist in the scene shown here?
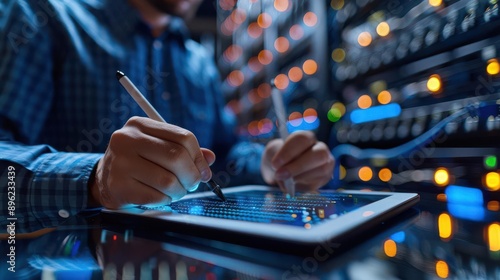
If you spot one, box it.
[350,103,401,124]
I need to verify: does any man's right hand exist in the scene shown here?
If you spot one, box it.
[89,116,215,209]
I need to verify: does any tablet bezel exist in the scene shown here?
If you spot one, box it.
[101,185,419,246]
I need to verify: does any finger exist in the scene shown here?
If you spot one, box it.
[274,142,334,181]
[127,156,188,200]
[201,148,216,166]
[126,179,174,206]
[293,167,334,192]
[271,131,316,169]
[261,139,284,185]
[133,134,202,191]
[126,117,212,181]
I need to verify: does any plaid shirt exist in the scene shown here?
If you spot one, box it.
[0,0,263,232]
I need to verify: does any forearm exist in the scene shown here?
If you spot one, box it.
[0,141,102,233]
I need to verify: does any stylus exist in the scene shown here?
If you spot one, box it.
[270,81,295,197]
[116,70,227,202]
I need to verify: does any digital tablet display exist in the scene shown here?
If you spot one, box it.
[140,191,389,228]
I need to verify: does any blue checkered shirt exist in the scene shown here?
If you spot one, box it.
[0,0,264,232]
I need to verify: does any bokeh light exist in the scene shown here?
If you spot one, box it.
[377,90,392,104]
[289,24,304,40]
[230,8,246,25]
[302,59,318,75]
[257,83,271,98]
[248,56,263,72]
[331,0,344,10]
[488,223,500,251]
[258,118,273,134]
[438,213,453,239]
[219,0,236,10]
[303,108,318,123]
[274,0,289,12]
[288,66,303,82]
[247,22,263,38]
[359,166,373,181]
[258,50,273,65]
[427,74,442,93]
[487,201,500,211]
[429,0,443,7]
[257,13,272,28]
[331,48,346,63]
[378,168,392,182]
[376,21,390,37]
[487,58,500,75]
[274,37,290,53]
[358,32,372,47]
[288,112,303,127]
[357,95,372,109]
[384,239,397,257]
[436,260,449,278]
[434,168,449,186]
[274,73,290,90]
[484,155,497,169]
[327,102,346,122]
[303,12,318,27]
[227,70,244,87]
[223,45,242,63]
[485,172,500,191]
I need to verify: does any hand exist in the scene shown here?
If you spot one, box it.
[89,116,215,209]
[260,131,334,193]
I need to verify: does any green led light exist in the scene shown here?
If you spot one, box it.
[485,155,497,169]
[327,108,342,122]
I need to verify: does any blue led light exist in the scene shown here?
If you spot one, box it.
[390,231,406,243]
[445,185,484,205]
[350,103,401,124]
[287,117,320,133]
[447,203,485,221]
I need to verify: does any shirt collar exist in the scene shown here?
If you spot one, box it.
[103,0,190,43]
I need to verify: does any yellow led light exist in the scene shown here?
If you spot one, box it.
[436,260,449,279]
[434,168,449,186]
[427,74,442,93]
[331,48,346,63]
[488,223,500,251]
[487,58,500,76]
[376,22,390,37]
[485,172,500,191]
[429,0,443,7]
[438,213,452,239]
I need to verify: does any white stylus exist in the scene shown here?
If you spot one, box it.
[271,82,295,197]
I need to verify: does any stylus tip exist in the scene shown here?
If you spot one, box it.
[208,180,227,202]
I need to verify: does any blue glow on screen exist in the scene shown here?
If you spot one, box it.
[350,103,401,124]
[447,204,485,221]
[390,231,406,243]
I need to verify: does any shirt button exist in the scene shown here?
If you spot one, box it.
[58,209,70,218]
[153,40,163,50]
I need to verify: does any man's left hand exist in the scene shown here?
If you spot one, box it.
[261,131,335,192]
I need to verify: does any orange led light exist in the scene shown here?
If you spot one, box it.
[429,0,443,7]
[288,66,303,82]
[274,74,289,90]
[377,90,392,104]
[302,59,318,75]
[359,166,373,182]
[357,32,372,47]
[303,12,318,27]
[357,95,372,109]
[488,223,500,251]
[274,0,289,12]
[257,13,272,28]
[436,260,449,278]
[258,50,273,65]
[383,239,397,257]
[378,168,392,182]
[274,37,290,53]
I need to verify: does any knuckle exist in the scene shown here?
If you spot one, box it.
[156,174,175,187]
[126,116,143,126]
[165,146,186,161]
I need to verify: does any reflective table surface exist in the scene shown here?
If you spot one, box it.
[1,189,500,280]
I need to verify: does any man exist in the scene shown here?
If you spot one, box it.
[0,0,334,232]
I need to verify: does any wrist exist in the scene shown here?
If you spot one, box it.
[87,159,102,208]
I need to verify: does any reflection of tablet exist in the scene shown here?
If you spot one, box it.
[101,185,418,253]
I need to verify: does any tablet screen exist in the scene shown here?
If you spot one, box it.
[142,191,389,228]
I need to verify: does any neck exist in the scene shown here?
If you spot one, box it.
[128,0,170,36]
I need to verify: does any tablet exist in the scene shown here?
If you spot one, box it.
[101,185,418,253]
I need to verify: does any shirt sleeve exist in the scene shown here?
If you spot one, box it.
[0,0,102,233]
